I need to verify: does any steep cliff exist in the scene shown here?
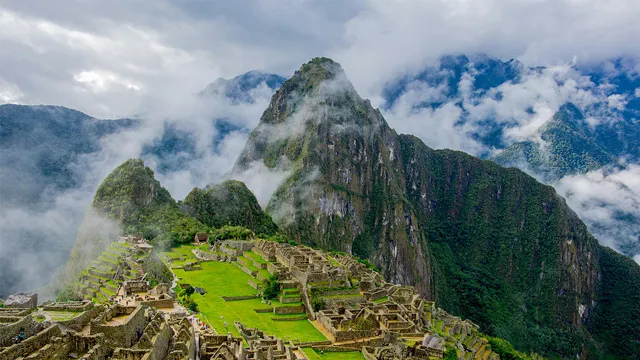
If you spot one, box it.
[232,57,638,358]
[182,179,278,235]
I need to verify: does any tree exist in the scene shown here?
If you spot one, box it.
[262,275,280,300]
[184,285,195,297]
[56,285,82,302]
[444,348,458,360]
[312,297,325,312]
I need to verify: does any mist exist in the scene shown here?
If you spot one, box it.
[0,80,284,297]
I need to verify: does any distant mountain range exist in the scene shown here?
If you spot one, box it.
[68,57,640,358]
[1,54,639,302]
[0,70,284,297]
[381,54,640,257]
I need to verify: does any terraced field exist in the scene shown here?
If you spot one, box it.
[164,245,327,343]
[75,242,138,302]
[301,347,365,360]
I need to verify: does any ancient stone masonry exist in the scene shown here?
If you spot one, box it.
[199,322,308,360]
[0,301,202,360]
[122,280,151,296]
[0,308,42,348]
[14,237,504,359]
[42,300,93,312]
[246,241,501,359]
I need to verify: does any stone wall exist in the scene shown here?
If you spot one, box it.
[0,314,40,347]
[140,298,174,309]
[273,305,305,315]
[42,300,93,312]
[90,305,147,347]
[334,329,378,342]
[58,304,105,332]
[0,325,61,360]
[322,295,367,307]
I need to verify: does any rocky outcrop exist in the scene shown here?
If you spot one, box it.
[231,57,631,357]
[4,292,38,309]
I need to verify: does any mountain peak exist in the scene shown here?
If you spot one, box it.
[233,57,387,171]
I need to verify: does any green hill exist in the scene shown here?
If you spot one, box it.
[182,180,278,236]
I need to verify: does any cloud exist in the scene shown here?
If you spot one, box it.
[3,0,640,292]
[0,76,278,296]
[230,161,293,208]
[554,165,640,262]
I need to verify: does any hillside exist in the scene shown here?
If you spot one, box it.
[65,159,208,278]
[233,57,640,358]
[182,179,278,236]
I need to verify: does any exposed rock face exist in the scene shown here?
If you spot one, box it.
[232,57,637,357]
[5,292,38,309]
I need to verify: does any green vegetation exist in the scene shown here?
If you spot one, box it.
[444,349,458,360]
[487,336,544,360]
[261,275,280,300]
[210,225,255,241]
[45,311,82,321]
[55,285,82,302]
[589,246,640,358]
[182,180,278,236]
[166,248,326,342]
[301,347,365,360]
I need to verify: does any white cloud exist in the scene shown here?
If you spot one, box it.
[0,78,22,103]
[555,165,640,256]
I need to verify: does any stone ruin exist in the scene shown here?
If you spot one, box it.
[194,233,209,245]
[244,240,501,359]
[0,302,197,360]
[200,322,308,360]
[4,292,38,309]
[122,280,150,296]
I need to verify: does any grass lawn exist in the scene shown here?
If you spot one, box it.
[174,260,326,343]
[301,347,364,360]
[45,311,82,321]
[244,251,267,264]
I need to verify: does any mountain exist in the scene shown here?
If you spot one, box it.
[65,159,209,278]
[233,57,640,358]
[182,179,278,235]
[0,71,284,297]
[200,70,286,104]
[382,54,640,259]
[0,104,136,207]
[494,104,616,180]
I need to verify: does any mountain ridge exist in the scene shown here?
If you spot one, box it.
[232,57,639,358]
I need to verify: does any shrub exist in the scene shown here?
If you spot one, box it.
[56,285,82,302]
[262,275,280,300]
[182,296,199,312]
[444,349,458,360]
[312,297,326,312]
[210,225,254,241]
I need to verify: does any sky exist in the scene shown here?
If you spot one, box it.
[2,0,640,119]
[1,0,640,294]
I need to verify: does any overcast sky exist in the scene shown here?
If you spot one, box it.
[1,1,640,294]
[2,0,640,118]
